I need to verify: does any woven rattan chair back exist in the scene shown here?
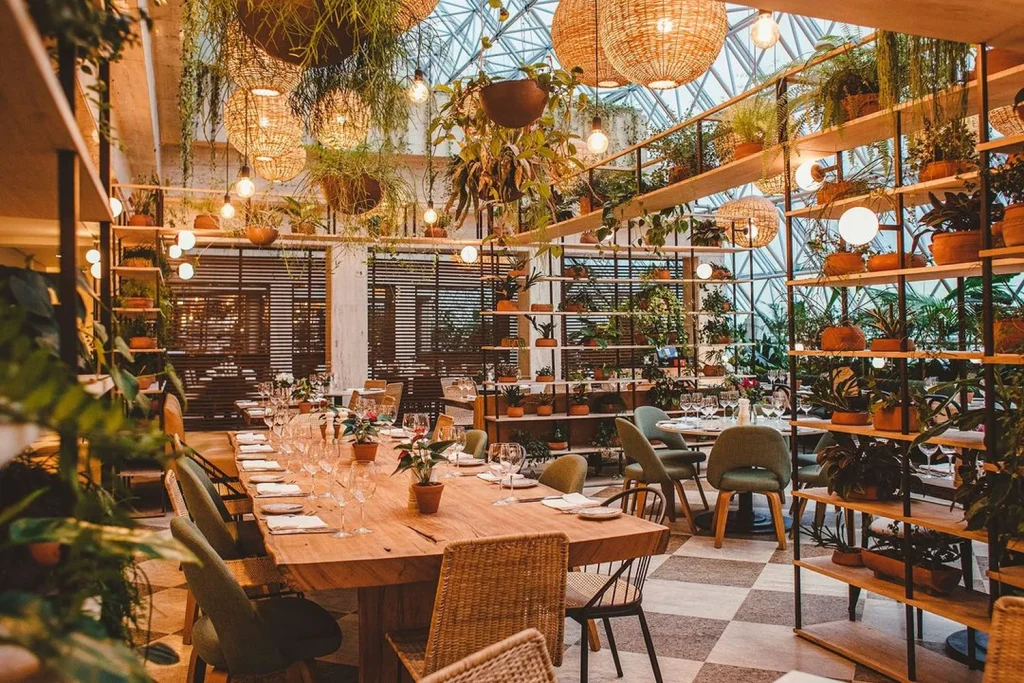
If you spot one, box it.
[422,532,569,673]
[420,629,557,683]
[164,468,189,518]
[364,379,387,390]
[385,382,404,413]
[347,390,361,410]
[984,596,1024,682]
[433,414,455,441]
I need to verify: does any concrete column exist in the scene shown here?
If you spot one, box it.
[328,246,369,389]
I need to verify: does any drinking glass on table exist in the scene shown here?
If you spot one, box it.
[918,442,940,473]
[348,461,378,534]
[319,441,338,499]
[443,426,466,478]
[772,392,789,427]
[721,391,738,421]
[939,444,958,478]
[494,443,525,506]
[701,395,719,420]
[302,444,320,501]
[377,403,396,427]
[328,478,351,539]
[413,413,431,440]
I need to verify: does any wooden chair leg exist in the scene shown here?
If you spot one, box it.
[182,589,198,645]
[713,490,734,549]
[586,618,601,652]
[187,649,204,683]
[620,477,635,512]
[636,486,649,518]
[766,492,787,550]
[693,474,710,510]
[658,481,677,523]
[673,480,697,534]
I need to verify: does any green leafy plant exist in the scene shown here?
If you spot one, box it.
[495,363,519,380]
[291,377,312,402]
[532,391,556,407]
[701,316,734,345]
[991,156,1024,205]
[128,176,159,219]
[805,372,868,414]
[868,521,962,569]
[569,382,591,406]
[724,95,776,145]
[801,513,859,553]
[801,37,879,128]
[864,303,910,341]
[904,118,977,177]
[530,319,556,340]
[393,437,454,485]
[281,197,326,235]
[702,289,731,315]
[649,124,718,179]
[560,287,597,312]
[501,385,526,408]
[920,190,1002,234]
[571,322,617,349]
[593,419,618,448]
[635,285,685,347]
[493,271,541,302]
[511,429,551,461]
[119,317,149,340]
[120,246,157,267]
[817,432,903,500]
[549,425,568,443]
[876,32,971,123]
[343,416,379,443]
[688,218,726,247]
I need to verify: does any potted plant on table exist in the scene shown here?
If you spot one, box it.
[535,365,555,383]
[292,378,313,413]
[530,319,558,347]
[905,117,977,183]
[244,202,284,247]
[806,372,871,425]
[533,391,556,416]
[920,189,1002,265]
[817,432,903,500]
[991,155,1024,246]
[801,513,864,567]
[591,363,617,382]
[548,425,568,451]
[867,230,928,272]
[861,521,963,594]
[343,415,381,461]
[394,437,454,514]
[122,317,156,350]
[502,385,527,418]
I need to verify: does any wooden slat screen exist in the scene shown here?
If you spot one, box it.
[167,248,326,430]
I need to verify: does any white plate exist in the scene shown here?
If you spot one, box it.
[260,503,304,515]
[499,478,539,489]
[477,472,525,483]
[250,473,286,483]
[452,457,486,467]
[577,506,621,520]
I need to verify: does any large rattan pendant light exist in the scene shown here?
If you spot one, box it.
[311,89,371,150]
[599,0,727,90]
[992,105,1024,137]
[225,90,303,160]
[225,22,302,97]
[716,196,780,249]
[551,0,625,88]
[254,145,307,183]
[397,0,441,31]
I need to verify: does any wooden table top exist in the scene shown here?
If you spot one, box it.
[234,435,670,592]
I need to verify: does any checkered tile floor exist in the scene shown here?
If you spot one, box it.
[138,476,985,682]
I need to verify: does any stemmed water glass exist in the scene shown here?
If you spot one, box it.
[939,444,958,478]
[721,391,739,421]
[319,440,339,499]
[772,392,789,428]
[329,477,351,539]
[348,461,377,534]
[444,426,466,478]
[919,442,940,473]
[402,412,417,438]
[494,443,525,506]
[301,439,320,501]
[701,395,719,421]
[377,403,396,427]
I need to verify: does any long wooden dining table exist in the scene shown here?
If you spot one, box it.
[229,432,670,682]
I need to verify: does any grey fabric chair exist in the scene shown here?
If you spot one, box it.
[634,406,709,509]
[707,426,792,550]
[171,517,341,682]
[465,429,488,459]
[616,418,697,531]
[538,455,588,494]
[793,432,836,535]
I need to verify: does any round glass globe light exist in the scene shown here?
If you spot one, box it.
[587,129,609,154]
[109,197,123,218]
[795,160,824,192]
[750,12,780,50]
[169,244,183,259]
[423,207,438,225]
[177,230,197,251]
[409,79,430,104]
[695,262,714,280]
[838,207,879,246]
[871,357,886,369]
[90,262,102,279]
[178,262,195,280]
[235,176,256,199]
[220,200,236,220]
[85,248,101,264]
[460,245,479,264]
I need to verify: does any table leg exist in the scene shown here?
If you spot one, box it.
[357,581,436,683]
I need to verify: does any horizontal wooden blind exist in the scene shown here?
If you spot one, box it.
[167,248,326,429]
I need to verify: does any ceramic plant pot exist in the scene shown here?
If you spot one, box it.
[496,299,519,312]
[702,364,726,377]
[568,404,590,416]
[579,231,600,244]
[124,297,153,309]
[129,213,155,226]
[930,231,981,265]
[918,160,974,183]
[412,482,445,514]
[320,174,382,215]
[479,80,548,128]
[353,442,378,462]
[193,214,219,230]
[830,411,871,426]
[846,485,882,501]
[536,338,558,348]
[824,252,866,277]
[137,375,155,390]
[497,376,518,384]
[867,253,928,271]
[246,225,280,247]
[831,549,864,567]
[129,336,158,350]
[873,406,921,432]
[1001,204,1024,246]
[28,542,61,567]
[424,227,448,238]
[298,401,313,414]
[840,93,880,121]
[548,441,568,451]
[816,180,865,206]
[870,338,916,352]
[821,325,866,351]
[535,405,553,417]
[507,406,525,418]
[531,303,553,312]
[733,141,764,159]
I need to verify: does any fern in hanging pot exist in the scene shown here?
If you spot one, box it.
[722,94,775,159]
[798,37,880,128]
[243,200,284,246]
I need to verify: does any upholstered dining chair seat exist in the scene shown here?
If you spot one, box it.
[565,572,641,610]
[624,459,697,483]
[797,463,827,487]
[717,468,784,492]
[657,448,706,465]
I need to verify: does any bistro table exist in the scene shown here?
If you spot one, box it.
[230,432,669,682]
[656,417,824,534]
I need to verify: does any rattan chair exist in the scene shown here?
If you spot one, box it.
[984,595,1024,682]
[565,486,667,683]
[385,382,405,413]
[433,414,455,442]
[348,390,362,410]
[419,629,557,683]
[365,379,388,390]
[386,532,569,680]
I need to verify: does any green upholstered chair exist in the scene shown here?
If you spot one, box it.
[171,517,341,682]
[616,418,697,531]
[465,429,488,459]
[707,426,791,550]
[792,432,836,534]
[538,455,588,494]
[634,406,710,509]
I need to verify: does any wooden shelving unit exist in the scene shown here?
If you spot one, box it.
[785,172,978,220]
[977,133,1024,155]
[791,417,986,451]
[787,258,1024,287]
[789,349,983,360]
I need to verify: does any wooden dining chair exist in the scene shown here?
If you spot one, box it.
[365,379,388,390]
[419,629,557,683]
[386,532,569,680]
[348,390,361,410]
[385,382,404,413]
[433,414,455,441]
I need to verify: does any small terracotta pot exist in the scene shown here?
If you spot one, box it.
[861,549,963,595]
[497,376,518,384]
[668,165,691,184]
[500,337,523,348]
[548,441,568,451]
[298,401,313,414]
[1001,203,1024,246]
[702,364,726,377]
[137,375,155,390]
[579,231,600,244]
[584,340,600,348]
[565,266,589,279]
[536,374,555,382]
[129,336,157,350]
[424,227,448,238]
[713,336,732,345]
[830,411,871,426]
[733,141,764,159]
[930,230,981,265]
[871,338,916,352]
[816,180,865,205]
[821,325,866,351]
[569,404,591,416]
[995,319,1024,353]
[194,214,219,230]
[479,80,548,129]
[496,299,519,312]
[867,253,928,271]
[28,542,61,567]
[536,338,558,348]
[831,549,864,567]
[535,405,553,417]
[507,406,525,418]
[353,442,378,462]
[650,268,671,280]
[846,485,882,501]
[531,303,553,312]
[824,252,866,276]
[563,303,586,313]
[973,48,1024,79]
[124,297,153,309]
[412,482,445,514]
[246,225,279,247]
[873,405,921,432]
[129,213,155,226]
[840,93,880,121]
[918,160,974,183]
[592,368,609,380]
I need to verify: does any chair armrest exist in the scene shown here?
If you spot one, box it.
[223,556,287,589]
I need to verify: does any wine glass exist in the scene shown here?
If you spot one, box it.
[939,444,958,478]
[377,403,396,427]
[772,392,789,427]
[444,426,466,478]
[495,443,524,506]
[319,441,338,499]
[262,404,276,431]
[701,395,719,420]
[919,442,940,472]
[348,461,377,534]
[329,477,351,539]
[302,443,320,501]
[414,413,431,440]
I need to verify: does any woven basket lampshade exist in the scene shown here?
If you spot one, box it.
[754,171,797,196]
[598,0,727,90]
[992,105,1024,137]
[312,89,371,150]
[225,90,303,159]
[396,0,440,31]
[253,145,307,182]
[225,22,302,97]
[551,0,626,88]
[716,196,780,249]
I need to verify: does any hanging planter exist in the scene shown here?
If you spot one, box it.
[246,225,280,247]
[479,80,549,129]
[320,174,382,215]
[236,0,361,67]
[840,93,880,121]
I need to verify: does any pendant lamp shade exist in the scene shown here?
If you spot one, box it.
[551,0,626,88]
[311,89,371,150]
[716,196,780,249]
[225,22,302,97]
[254,145,307,182]
[397,0,441,31]
[992,105,1024,137]
[225,91,303,160]
[598,0,727,90]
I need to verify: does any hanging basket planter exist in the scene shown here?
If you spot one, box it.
[840,93,880,121]
[479,80,549,128]
[236,0,361,67]
[320,174,382,215]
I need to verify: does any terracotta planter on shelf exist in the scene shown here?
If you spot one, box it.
[496,299,519,312]
[424,227,448,238]
[840,92,880,121]
[531,303,553,312]
[535,405,554,417]
[930,230,981,265]
[298,401,313,414]
[497,376,518,384]
[592,368,610,381]
[579,231,601,244]
[28,542,61,567]
[871,338,916,352]
[824,252,866,276]
[846,485,883,501]
[353,442,379,462]
[650,268,671,280]
[479,80,548,129]
[821,325,866,351]
[507,406,525,418]
[861,549,963,595]
[1001,204,1024,246]
[129,336,157,350]
[873,406,921,432]
[569,404,591,416]
[918,160,974,183]
[563,303,586,313]
[412,482,445,514]
[565,266,589,279]
[702,364,726,377]
[867,253,927,271]
[123,257,154,268]
[137,375,155,391]
[246,225,279,247]
[668,165,691,184]
[733,141,764,159]
[830,411,871,426]
[583,340,600,348]
[816,181,864,206]
[194,214,219,230]
[536,374,555,382]
[320,174,382,215]
[129,214,155,226]
[995,319,1024,353]
[500,337,524,348]
[831,549,864,567]
[536,338,558,348]
[973,48,1024,79]
[548,441,568,451]
[123,297,153,310]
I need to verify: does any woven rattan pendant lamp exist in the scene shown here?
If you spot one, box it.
[599,0,727,90]
[253,145,307,182]
[225,90,303,160]
[716,195,780,249]
[312,89,371,150]
[551,0,625,88]
[225,22,302,97]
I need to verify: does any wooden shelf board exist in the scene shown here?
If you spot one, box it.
[795,621,983,683]
[790,417,986,451]
[484,411,633,423]
[787,258,1024,287]
[543,244,751,255]
[980,244,1024,259]
[785,173,977,220]
[482,345,656,352]
[978,133,1024,155]
[114,266,164,283]
[127,348,166,354]
[988,565,1024,590]
[482,374,749,388]
[789,349,982,360]
[481,275,753,285]
[480,310,753,317]
[796,556,990,631]
[113,307,160,316]
[983,353,1024,364]
[0,0,111,223]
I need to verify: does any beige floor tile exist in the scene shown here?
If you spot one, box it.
[144,634,191,683]
[860,598,965,643]
[137,559,185,589]
[138,588,189,636]
[755,563,850,597]
[706,621,856,680]
[675,536,782,564]
[642,579,750,621]
[558,646,703,683]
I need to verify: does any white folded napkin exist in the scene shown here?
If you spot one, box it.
[255,483,303,496]
[542,493,602,511]
[237,451,277,460]
[380,428,408,438]
[239,443,274,453]
[241,460,281,471]
[235,431,267,443]
[265,515,327,531]
[476,472,525,482]
[246,408,266,416]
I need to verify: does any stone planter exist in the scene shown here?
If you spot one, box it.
[930,231,981,265]
[830,411,871,426]
[824,252,866,276]
[821,325,866,351]
[412,482,445,514]
[861,549,963,595]
[353,442,378,462]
